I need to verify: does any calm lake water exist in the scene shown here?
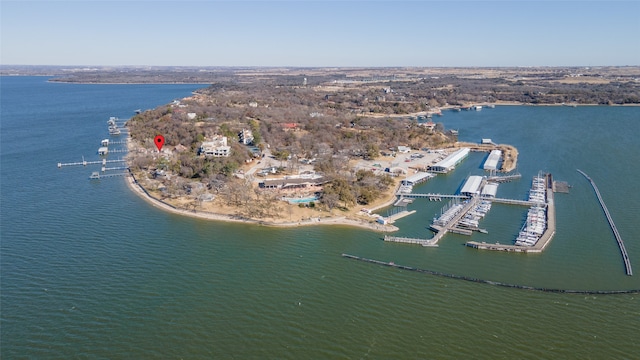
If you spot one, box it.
[2,77,639,359]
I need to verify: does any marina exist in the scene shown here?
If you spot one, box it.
[466,173,556,253]
[4,77,640,359]
[387,169,558,252]
[514,174,550,247]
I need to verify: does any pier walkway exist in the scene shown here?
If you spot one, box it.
[89,171,129,180]
[430,196,480,244]
[488,198,544,207]
[385,197,479,247]
[384,235,438,247]
[399,193,469,200]
[58,158,126,168]
[577,169,632,276]
[399,193,539,206]
[487,173,522,183]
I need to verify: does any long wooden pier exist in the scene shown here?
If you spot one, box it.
[58,158,126,168]
[577,169,632,276]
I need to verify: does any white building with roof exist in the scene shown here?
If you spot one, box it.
[401,172,435,186]
[481,183,498,198]
[429,147,470,173]
[200,136,230,157]
[460,175,483,196]
[483,150,502,171]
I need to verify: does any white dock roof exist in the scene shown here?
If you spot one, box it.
[430,147,470,173]
[460,175,483,196]
[401,172,434,185]
[483,150,502,170]
[481,183,498,197]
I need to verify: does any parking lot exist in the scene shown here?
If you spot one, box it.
[354,149,450,176]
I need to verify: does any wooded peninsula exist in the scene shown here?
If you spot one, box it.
[10,66,636,226]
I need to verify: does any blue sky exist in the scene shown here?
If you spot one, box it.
[1,1,639,67]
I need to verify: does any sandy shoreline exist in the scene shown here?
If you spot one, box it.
[124,170,399,232]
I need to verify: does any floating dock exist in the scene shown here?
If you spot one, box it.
[577,169,632,276]
[384,235,438,247]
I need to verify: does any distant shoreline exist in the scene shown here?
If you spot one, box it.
[47,79,211,85]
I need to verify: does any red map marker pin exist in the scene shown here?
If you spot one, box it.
[154,134,165,151]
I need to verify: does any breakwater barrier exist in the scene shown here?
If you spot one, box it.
[577,169,632,276]
[341,254,640,295]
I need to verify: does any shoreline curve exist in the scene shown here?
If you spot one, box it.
[124,170,399,232]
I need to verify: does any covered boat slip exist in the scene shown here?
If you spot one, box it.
[429,147,470,173]
[481,183,498,198]
[400,172,435,186]
[459,175,483,196]
[483,149,502,170]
